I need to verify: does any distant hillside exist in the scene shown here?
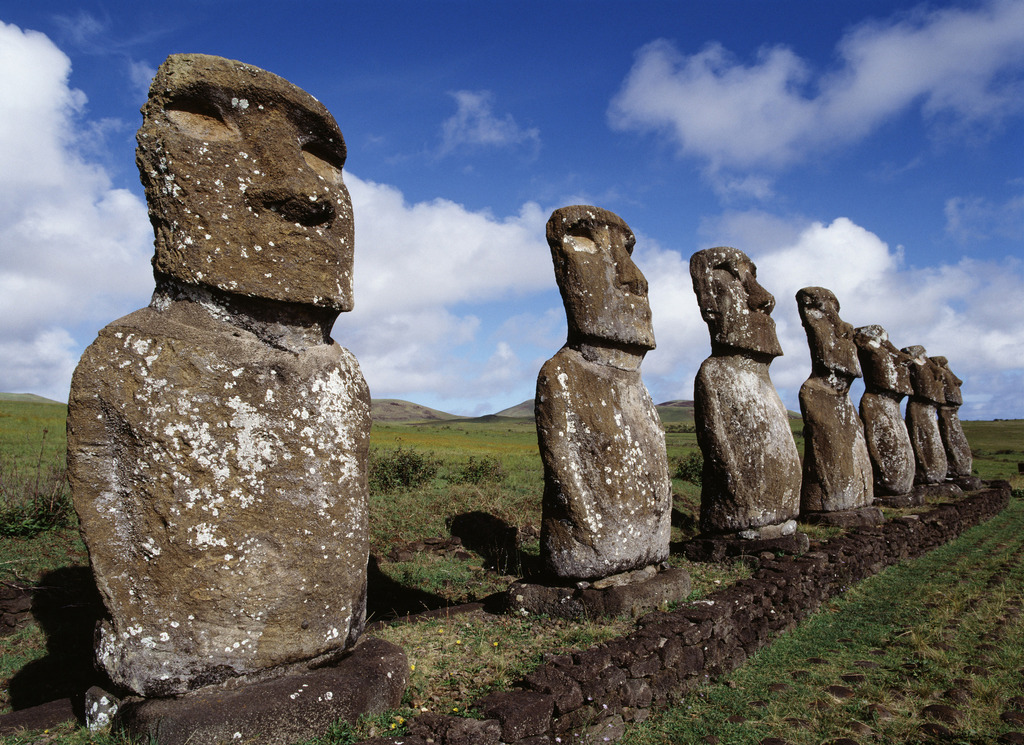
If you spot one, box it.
[371,399,459,423]
[0,392,63,405]
[491,398,699,424]
[656,400,695,423]
[494,400,534,418]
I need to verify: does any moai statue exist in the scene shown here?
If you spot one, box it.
[67,55,371,697]
[690,248,801,538]
[795,288,877,524]
[536,205,671,581]
[902,346,948,487]
[854,325,916,501]
[932,356,979,489]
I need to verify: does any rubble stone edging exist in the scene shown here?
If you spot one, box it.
[363,483,1011,745]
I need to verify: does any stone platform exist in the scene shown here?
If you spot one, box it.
[506,565,691,620]
[115,637,407,745]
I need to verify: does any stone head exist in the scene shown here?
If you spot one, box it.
[930,356,964,406]
[689,246,782,358]
[137,54,354,312]
[547,205,655,351]
[796,287,861,380]
[854,324,912,396]
[901,345,945,404]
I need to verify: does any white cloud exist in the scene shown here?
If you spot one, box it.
[0,21,152,402]
[439,90,540,155]
[639,214,1024,419]
[346,174,550,313]
[339,173,555,409]
[609,0,1024,180]
[945,190,1024,244]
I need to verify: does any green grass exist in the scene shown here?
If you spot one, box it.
[0,401,67,470]
[621,496,1024,745]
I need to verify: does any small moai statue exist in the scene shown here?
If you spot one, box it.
[902,345,949,488]
[536,205,671,581]
[931,356,980,489]
[690,247,801,538]
[795,288,878,525]
[854,325,916,502]
[67,54,371,697]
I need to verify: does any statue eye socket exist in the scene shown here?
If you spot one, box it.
[164,99,240,142]
[712,261,741,279]
[301,143,344,184]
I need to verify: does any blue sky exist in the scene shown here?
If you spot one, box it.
[1,0,1022,419]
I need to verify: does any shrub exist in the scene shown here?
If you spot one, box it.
[369,447,439,494]
[674,451,703,485]
[448,456,505,485]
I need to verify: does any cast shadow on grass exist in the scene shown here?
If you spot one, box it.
[671,506,698,538]
[8,566,110,718]
[366,554,451,623]
[447,510,542,580]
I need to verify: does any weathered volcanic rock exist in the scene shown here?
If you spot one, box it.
[115,637,407,745]
[67,54,370,697]
[537,206,671,580]
[932,355,976,486]
[796,288,873,516]
[855,325,916,498]
[690,247,801,535]
[903,346,948,486]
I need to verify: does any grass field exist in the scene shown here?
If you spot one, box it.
[0,398,1021,743]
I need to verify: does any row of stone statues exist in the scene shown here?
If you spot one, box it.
[67,54,978,731]
[537,224,975,581]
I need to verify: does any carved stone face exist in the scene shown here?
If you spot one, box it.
[854,324,913,396]
[930,355,964,406]
[547,205,655,351]
[901,345,946,404]
[796,287,861,380]
[137,54,354,311]
[690,247,782,358]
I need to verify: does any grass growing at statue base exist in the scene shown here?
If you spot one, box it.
[621,495,1024,745]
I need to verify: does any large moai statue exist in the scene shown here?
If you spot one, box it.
[795,288,878,525]
[854,325,916,503]
[536,205,671,581]
[67,54,371,698]
[932,356,980,489]
[902,345,949,488]
[690,247,801,539]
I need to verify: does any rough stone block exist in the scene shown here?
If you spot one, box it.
[476,690,553,741]
[115,637,406,745]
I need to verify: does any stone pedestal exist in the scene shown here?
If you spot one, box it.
[874,492,923,508]
[115,637,407,745]
[506,565,691,620]
[801,506,884,528]
[680,532,810,563]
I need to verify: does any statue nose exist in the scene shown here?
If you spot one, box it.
[618,259,648,295]
[747,277,775,313]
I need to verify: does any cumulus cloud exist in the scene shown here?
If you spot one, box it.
[346,174,551,313]
[609,0,1024,184]
[338,173,554,409]
[638,214,1024,419]
[0,21,152,402]
[439,90,540,155]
